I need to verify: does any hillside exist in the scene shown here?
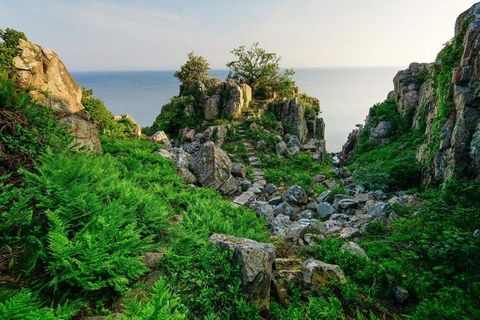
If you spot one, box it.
[1,3,480,320]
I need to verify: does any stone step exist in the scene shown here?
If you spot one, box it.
[250,162,261,168]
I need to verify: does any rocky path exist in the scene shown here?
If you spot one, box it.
[233,128,269,205]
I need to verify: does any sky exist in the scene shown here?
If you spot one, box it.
[0,0,476,71]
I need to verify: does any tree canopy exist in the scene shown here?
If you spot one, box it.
[0,28,27,77]
[174,51,210,88]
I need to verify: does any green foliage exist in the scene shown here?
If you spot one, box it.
[0,289,78,320]
[351,131,423,191]
[263,152,333,193]
[115,277,188,320]
[300,178,480,318]
[0,28,27,78]
[147,95,201,136]
[0,75,72,179]
[227,42,297,98]
[426,17,473,163]
[174,52,210,96]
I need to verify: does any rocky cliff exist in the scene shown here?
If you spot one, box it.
[13,39,101,151]
[342,2,480,185]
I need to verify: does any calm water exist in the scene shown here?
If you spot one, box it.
[72,67,399,152]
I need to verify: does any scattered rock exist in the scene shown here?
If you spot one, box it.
[322,180,338,189]
[209,233,275,309]
[256,140,267,149]
[283,185,307,205]
[231,162,247,178]
[338,198,359,210]
[190,142,232,190]
[233,191,256,206]
[159,149,175,160]
[272,214,292,236]
[178,167,197,184]
[393,286,409,304]
[240,180,252,191]
[340,242,367,258]
[219,175,240,195]
[265,183,278,195]
[274,202,295,217]
[302,258,346,285]
[268,196,283,206]
[285,219,323,243]
[276,141,288,156]
[313,175,327,183]
[142,252,164,270]
[316,202,336,219]
[317,190,334,204]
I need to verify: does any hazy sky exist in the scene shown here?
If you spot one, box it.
[0,0,476,71]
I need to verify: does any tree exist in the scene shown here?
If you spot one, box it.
[226,42,281,89]
[0,28,27,78]
[174,52,210,88]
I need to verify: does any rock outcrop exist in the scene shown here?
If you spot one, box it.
[209,233,276,309]
[13,39,101,151]
[202,80,252,120]
[341,2,480,183]
[190,141,233,190]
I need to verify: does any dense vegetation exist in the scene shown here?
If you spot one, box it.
[0,74,269,318]
[349,100,423,191]
[0,28,27,78]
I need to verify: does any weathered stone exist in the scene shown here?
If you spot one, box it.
[256,140,267,149]
[231,162,247,178]
[142,252,164,270]
[322,180,338,189]
[270,98,308,143]
[339,227,360,239]
[393,286,409,304]
[274,202,294,217]
[233,191,256,206]
[158,149,175,160]
[338,198,359,210]
[316,202,336,219]
[283,185,307,205]
[180,128,196,143]
[316,190,334,204]
[204,94,221,120]
[240,179,252,191]
[268,196,283,206]
[340,242,367,258]
[276,141,288,156]
[150,130,171,147]
[370,121,392,145]
[313,174,327,184]
[252,201,275,222]
[219,175,239,195]
[285,219,323,243]
[302,258,346,285]
[13,39,101,151]
[178,167,197,184]
[272,214,292,236]
[209,233,275,309]
[265,183,278,195]
[367,203,391,220]
[190,142,232,190]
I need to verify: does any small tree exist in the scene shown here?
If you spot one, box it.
[0,28,27,78]
[226,42,281,88]
[174,51,210,89]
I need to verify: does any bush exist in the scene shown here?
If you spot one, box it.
[0,28,27,78]
[174,52,210,96]
[82,89,139,138]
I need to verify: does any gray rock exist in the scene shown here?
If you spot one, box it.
[231,162,247,178]
[287,135,301,148]
[265,183,278,195]
[340,242,367,258]
[272,214,292,236]
[209,233,275,309]
[355,185,366,193]
[302,258,346,285]
[393,286,409,304]
[338,198,359,210]
[276,141,288,156]
[370,121,392,144]
[142,252,164,270]
[240,179,252,191]
[219,175,239,195]
[313,174,327,183]
[256,140,267,149]
[150,130,171,147]
[233,191,255,206]
[300,210,314,219]
[316,202,336,219]
[274,202,294,217]
[322,179,338,189]
[268,196,283,206]
[317,190,334,204]
[285,219,323,243]
[190,142,232,190]
[178,167,197,184]
[159,149,175,160]
[474,229,480,237]
[367,202,391,220]
[253,201,275,222]
[283,185,308,205]
[373,190,387,200]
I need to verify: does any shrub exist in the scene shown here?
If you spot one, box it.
[0,28,27,78]
[174,52,210,96]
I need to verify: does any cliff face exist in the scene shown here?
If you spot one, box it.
[13,39,101,151]
[342,2,480,184]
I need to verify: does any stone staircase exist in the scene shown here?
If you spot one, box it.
[233,127,268,204]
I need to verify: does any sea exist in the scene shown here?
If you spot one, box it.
[72,67,400,152]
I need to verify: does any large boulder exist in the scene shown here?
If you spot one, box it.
[224,81,252,119]
[209,233,275,309]
[190,142,232,190]
[271,98,308,143]
[13,39,101,151]
[150,130,171,147]
[302,258,346,285]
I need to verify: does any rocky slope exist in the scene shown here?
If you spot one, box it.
[342,2,480,185]
[13,39,102,151]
